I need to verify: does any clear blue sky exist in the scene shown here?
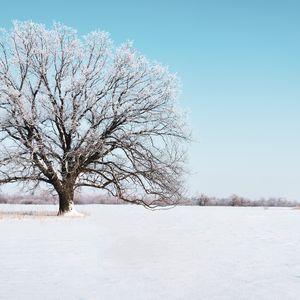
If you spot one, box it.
[1,0,299,200]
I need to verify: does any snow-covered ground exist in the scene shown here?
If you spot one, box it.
[0,205,299,300]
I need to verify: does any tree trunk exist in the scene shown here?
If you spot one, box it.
[56,180,83,216]
[58,190,75,215]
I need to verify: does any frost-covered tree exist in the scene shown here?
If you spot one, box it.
[0,21,188,215]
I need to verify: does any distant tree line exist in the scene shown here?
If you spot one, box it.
[0,192,299,207]
[190,194,299,207]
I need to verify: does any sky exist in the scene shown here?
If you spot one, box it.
[0,0,299,200]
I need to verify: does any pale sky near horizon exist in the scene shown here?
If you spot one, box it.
[0,0,299,200]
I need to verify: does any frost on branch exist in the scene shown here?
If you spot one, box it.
[0,21,189,213]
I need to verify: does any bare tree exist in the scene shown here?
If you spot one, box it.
[0,21,189,215]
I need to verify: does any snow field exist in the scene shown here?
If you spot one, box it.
[0,205,299,299]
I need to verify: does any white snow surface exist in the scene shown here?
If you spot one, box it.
[0,205,299,300]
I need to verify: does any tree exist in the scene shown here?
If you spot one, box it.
[0,21,189,215]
